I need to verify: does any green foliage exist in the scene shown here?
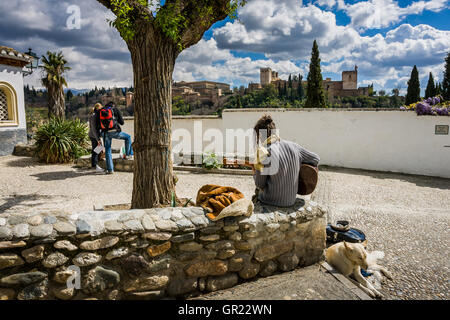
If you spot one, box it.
[305,40,326,108]
[405,65,421,105]
[297,74,304,100]
[202,152,222,170]
[66,89,73,100]
[425,72,436,99]
[34,118,89,164]
[443,52,450,101]
[40,51,71,89]
[107,0,246,51]
[26,108,47,137]
[224,85,305,109]
[329,95,404,109]
[109,0,151,41]
[172,96,191,115]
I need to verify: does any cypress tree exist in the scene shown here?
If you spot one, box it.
[305,40,326,108]
[297,74,304,100]
[425,72,436,98]
[405,65,421,105]
[236,95,242,108]
[443,52,450,101]
[436,82,442,95]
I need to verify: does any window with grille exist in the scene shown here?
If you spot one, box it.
[0,88,8,121]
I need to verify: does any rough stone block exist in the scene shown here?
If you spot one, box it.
[185,260,228,277]
[123,275,169,292]
[166,277,198,296]
[17,279,48,300]
[0,240,27,249]
[42,252,69,268]
[147,242,171,257]
[254,241,293,262]
[239,261,260,279]
[21,245,45,263]
[179,242,203,252]
[259,260,278,277]
[82,266,121,294]
[277,252,299,272]
[206,273,238,292]
[72,253,102,267]
[80,236,119,250]
[0,253,25,270]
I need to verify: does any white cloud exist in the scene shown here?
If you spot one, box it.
[343,0,448,30]
[210,0,449,92]
[3,0,448,95]
[174,39,301,88]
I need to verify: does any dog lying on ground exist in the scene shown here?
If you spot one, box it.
[325,240,392,299]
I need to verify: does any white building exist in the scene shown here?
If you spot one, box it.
[0,46,30,156]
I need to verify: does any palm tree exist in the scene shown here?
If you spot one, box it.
[41,51,71,119]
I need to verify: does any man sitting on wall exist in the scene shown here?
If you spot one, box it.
[252,114,320,207]
[97,101,133,174]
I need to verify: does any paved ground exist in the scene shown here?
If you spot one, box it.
[0,156,449,300]
[192,264,363,300]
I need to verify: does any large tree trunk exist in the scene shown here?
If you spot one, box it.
[128,28,178,208]
[47,85,65,119]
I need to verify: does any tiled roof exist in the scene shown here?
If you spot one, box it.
[0,46,32,64]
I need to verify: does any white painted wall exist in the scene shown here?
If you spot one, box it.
[0,65,26,130]
[222,109,450,178]
[115,109,450,178]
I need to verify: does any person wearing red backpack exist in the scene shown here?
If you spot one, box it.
[96,101,133,174]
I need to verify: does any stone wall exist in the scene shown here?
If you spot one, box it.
[0,129,27,156]
[0,199,326,300]
[12,142,35,157]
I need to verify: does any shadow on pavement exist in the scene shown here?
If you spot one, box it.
[31,169,102,181]
[0,193,53,213]
[4,157,46,168]
[319,166,450,190]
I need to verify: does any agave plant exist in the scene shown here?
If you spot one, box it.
[34,117,89,163]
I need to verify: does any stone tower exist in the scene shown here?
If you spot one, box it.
[260,68,272,86]
[342,65,358,90]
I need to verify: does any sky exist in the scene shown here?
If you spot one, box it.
[1,0,449,95]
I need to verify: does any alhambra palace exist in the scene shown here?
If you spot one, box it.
[124,66,370,108]
[251,66,370,102]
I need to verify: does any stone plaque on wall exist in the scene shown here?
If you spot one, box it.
[435,125,449,135]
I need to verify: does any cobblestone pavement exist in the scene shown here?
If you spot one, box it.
[312,167,450,300]
[1,156,449,300]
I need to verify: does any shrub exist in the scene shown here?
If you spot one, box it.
[202,152,222,170]
[402,95,450,116]
[34,117,89,163]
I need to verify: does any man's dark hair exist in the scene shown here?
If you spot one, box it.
[254,114,276,143]
[105,101,115,108]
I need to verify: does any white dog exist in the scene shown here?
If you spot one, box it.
[325,240,392,299]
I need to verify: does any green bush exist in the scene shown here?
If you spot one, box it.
[202,152,222,170]
[34,117,89,163]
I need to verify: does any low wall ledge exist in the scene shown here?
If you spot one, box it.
[0,198,326,300]
[0,199,324,241]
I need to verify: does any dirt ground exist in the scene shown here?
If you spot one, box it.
[0,156,449,300]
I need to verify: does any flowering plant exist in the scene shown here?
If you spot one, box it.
[401,96,450,116]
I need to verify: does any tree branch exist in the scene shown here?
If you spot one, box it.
[158,0,231,50]
[97,0,154,19]
[97,0,114,11]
